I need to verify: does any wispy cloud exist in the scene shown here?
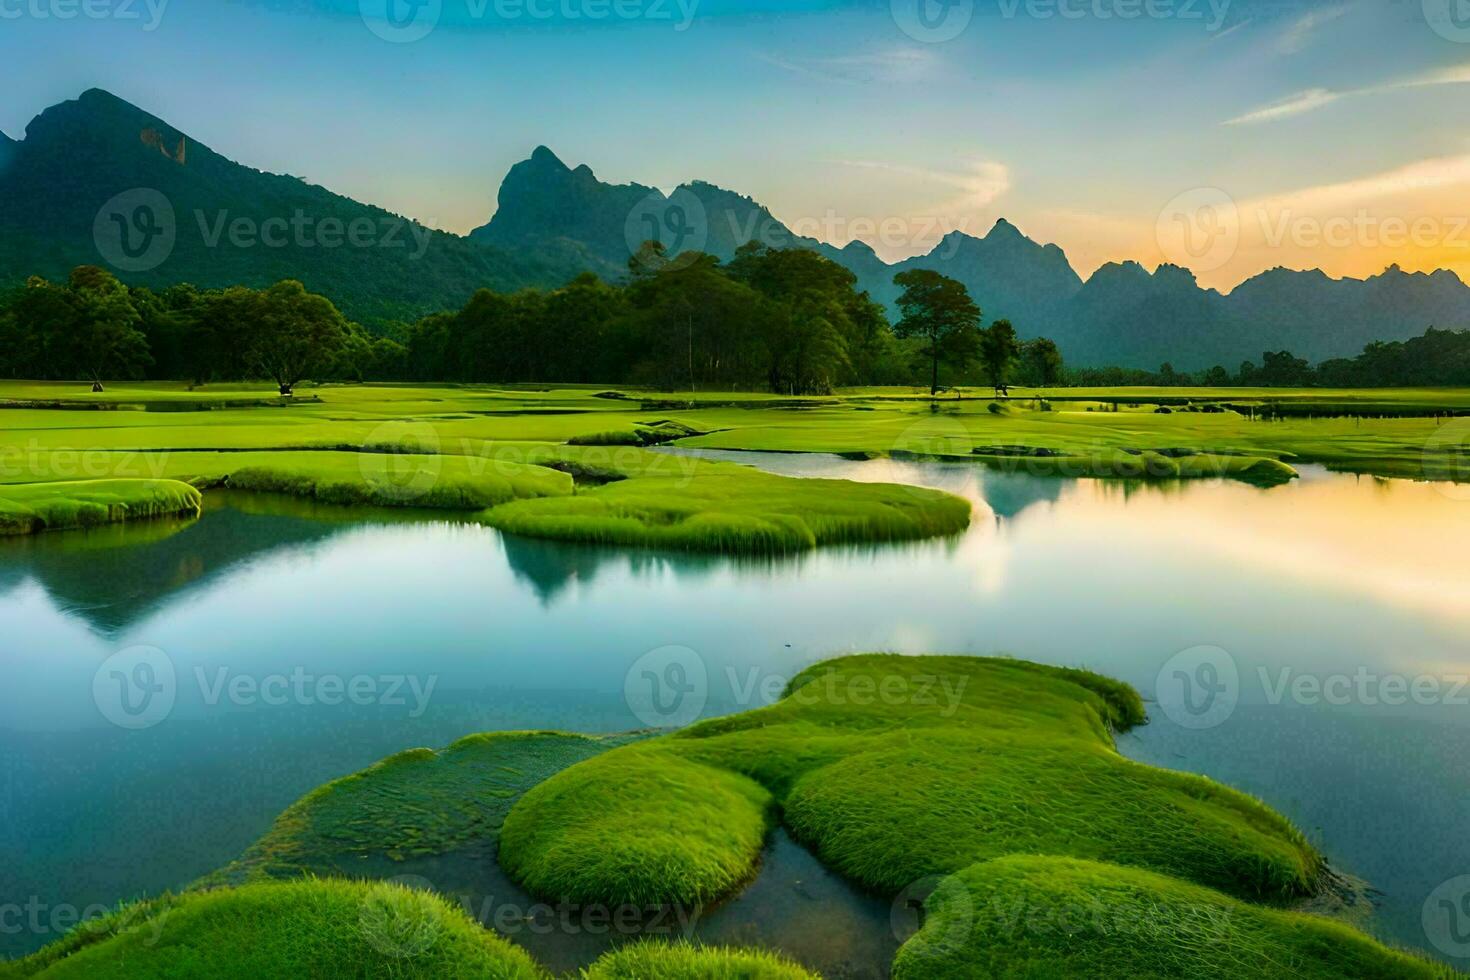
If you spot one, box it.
[1246,153,1470,212]
[1274,3,1348,55]
[758,47,936,84]
[834,158,1012,209]
[1223,63,1470,126]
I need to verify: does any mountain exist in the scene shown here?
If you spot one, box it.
[5,90,1470,366]
[0,90,583,326]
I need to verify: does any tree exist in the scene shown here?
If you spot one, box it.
[247,280,349,395]
[979,319,1021,396]
[892,269,982,395]
[66,266,151,389]
[1021,337,1063,387]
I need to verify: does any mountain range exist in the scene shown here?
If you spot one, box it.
[2,88,1468,369]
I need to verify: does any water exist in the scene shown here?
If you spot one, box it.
[2,456,1468,970]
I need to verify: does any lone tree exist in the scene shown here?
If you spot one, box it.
[247,280,349,396]
[66,266,151,391]
[980,319,1022,396]
[1022,336,1063,387]
[892,269,981,396]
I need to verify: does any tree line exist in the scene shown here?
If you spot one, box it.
[3,247,1463,392]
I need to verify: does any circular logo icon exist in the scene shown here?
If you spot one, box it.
[1425,0,1470,43]
[1155,645,1238,730]
[1155,187,1239,274]
[624,645,708,728]
[891,0,974,42]
[359,421,443,503]
[360,0,442,43]
[93,645,176,730]
[93,189,176,273]
[624,187,709,273]
[891,875,972,960]
[1423,875,1470,959]
[360,876,441,959]
[1424,418,1470,501]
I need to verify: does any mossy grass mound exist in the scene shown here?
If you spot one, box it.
[199,731,640,888]
[892,856,1448,979]
[0,879,544,980]
[482,449,972,554]
[500,750,773,906]
[498,655,1320,911]
[582,940,818,978]
[0,479,201,535]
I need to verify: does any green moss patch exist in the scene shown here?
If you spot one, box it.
[501,655,1319,909]
[0,479,201,536]
[583,941,817,979]
[892,856,1445,979]
[200,731,641,888]
[0,880,544,980]
[500,749,773,907]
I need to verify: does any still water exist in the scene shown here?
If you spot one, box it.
[2,453,1468,969]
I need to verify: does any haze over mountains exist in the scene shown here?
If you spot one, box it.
[2,89,1467,371]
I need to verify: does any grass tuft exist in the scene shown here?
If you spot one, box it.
[581,941,818,979]
[0,480,201,536]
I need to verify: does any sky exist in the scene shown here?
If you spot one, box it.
[4,0,1470,291]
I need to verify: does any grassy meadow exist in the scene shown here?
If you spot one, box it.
[1,379,1467,547]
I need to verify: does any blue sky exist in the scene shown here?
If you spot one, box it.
[5,0,1470,288]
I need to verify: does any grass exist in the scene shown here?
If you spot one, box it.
[892,856,1447,979]
[497,655,1319,910]
[499,749,773,906]
[0,879,545,980]
[480,449,973,554]
[199,731,643,888]
[581,941,818,979]
[0,479,201,535]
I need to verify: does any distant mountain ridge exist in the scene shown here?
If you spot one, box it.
[3,89,1469,367]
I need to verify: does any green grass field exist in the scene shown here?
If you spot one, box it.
[1,380,1467,548]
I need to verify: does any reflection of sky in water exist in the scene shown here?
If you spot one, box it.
[1,459,1468,962]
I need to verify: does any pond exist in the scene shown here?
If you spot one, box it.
[2,452,1468,970]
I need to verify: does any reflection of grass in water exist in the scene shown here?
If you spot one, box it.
[198,731,646,889]
[894,856,1447,979]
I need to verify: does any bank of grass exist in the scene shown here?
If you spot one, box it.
[481,449,973,554]
[199,731,641,889]
[497,655,1319,911]
[892,856,1447,979]
[0,479,201,535]
[0,879,545,980]
[582,941,817,979]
